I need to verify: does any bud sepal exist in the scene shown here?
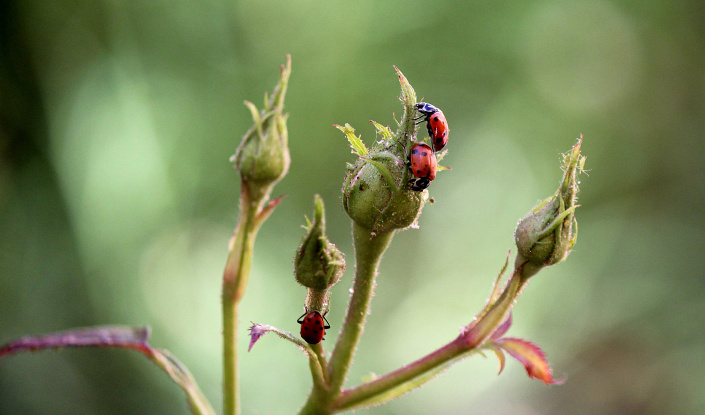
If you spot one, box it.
[232,55,292,201]
[295,195,346,314]
[514,134,585,277]
[338,67,442,233]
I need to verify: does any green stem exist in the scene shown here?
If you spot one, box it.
[335,337,467,411]
[311,343,329,385]
[329,223,395,392]
[334,261,532,411]
[222,180,268,415]
[297,223,395,415]
[298,344,331,415]
[464,265,528,348]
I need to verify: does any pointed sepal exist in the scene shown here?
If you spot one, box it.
[495,337,565,384]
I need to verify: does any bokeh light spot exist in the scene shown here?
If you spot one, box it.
[523,0,642,113]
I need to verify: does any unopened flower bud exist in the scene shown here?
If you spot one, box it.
[514,135,585,278]
[232,55,291,199]
[295,195,346,312]
[342,150,425,233]
[339,67,429,234]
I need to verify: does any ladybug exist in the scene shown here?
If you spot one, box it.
[297,310,331,345]
[415,102,449,152]
[408,142,437,191]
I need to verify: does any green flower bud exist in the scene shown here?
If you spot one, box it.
[514,135,585,278]
[295,195,346,312]
[342,150,426,233]
[232,55,291,200]
[339,67,431,233]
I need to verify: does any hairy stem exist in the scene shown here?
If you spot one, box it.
[297,223,395,415]
[464,264,528,348]
[335,337,467,411]
[329,223,395,392]
[334,261,532,410]
[222,180,269,415]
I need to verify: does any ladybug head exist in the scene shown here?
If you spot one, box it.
[415,102,438,115]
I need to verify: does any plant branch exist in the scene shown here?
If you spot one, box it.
[335,337,467,411]
[222,180,273,415]
[334,260,532,410]
[328,223,395,393]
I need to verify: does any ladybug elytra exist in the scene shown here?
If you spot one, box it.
[297,310,331,345]
[415,102,449,152]
[408,142,437,191]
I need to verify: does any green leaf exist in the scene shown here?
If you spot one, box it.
[489,252,511,305]
[335,123,368,156]
[370,120,394,141]
[361,156,398,192]
[394,66,417,107]
[244,100,263,138]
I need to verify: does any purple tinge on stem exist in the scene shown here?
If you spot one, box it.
[0,326,151,358]
[248,323,268,352]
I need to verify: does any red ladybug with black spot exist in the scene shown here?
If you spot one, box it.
[297,310,331,345]
[415,102,449,153]
[408,142,437,191]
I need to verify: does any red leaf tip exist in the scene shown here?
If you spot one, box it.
[496,337,564,385]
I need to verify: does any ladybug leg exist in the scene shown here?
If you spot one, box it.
[297,307,309,324]
[321,310,331,329]
[393,136,407,153]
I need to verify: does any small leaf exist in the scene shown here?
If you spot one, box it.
[394,66,417,106]
[468,252,511,328]
[489,346,506,375]
[435,149,448,162]
[360,156,398,192]
[369,120,394,141]
[335,123,368,156]
[496,338,565,384]
[248,324,268,352]
[244,101,263,138]
[490,313,513,341]
[247,322,310,352]
[255,194,287,226]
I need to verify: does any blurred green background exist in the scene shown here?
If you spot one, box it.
[2,0,704,414]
